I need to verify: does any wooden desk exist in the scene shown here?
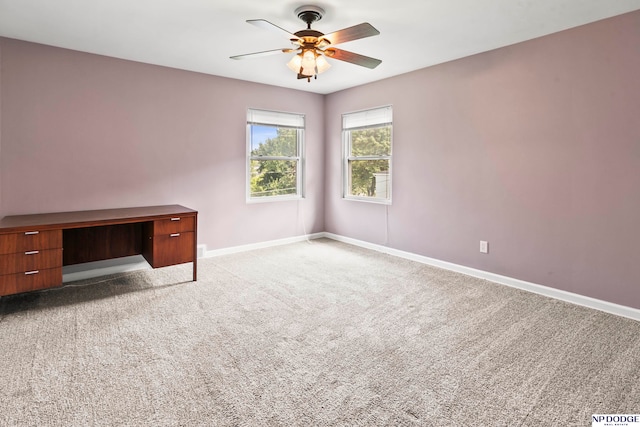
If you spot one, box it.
[0,205,197,297]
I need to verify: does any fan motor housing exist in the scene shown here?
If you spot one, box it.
[294,29,324,38]
[295,5,325,27]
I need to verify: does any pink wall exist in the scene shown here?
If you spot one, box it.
[325,11,640,308]
[0,38,325,250]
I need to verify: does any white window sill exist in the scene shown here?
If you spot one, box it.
[247,195,304,204]
[343,196,391,205]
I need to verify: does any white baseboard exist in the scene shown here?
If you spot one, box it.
[323,232,640,322]
[56,232,639,322]
[203,233,325,258]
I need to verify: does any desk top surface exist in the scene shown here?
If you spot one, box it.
[0,205,197,233]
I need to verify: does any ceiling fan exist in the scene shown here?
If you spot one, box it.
[230,5,382,82]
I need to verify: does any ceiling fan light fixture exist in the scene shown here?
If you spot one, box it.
[301,49,316,74]
[287,48,330,78]
[232,6,381,83]
[315,54,331,73]
[287,54,302,73]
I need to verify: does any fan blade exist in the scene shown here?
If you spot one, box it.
[230,48,292,60]
[320,23,380,46]
[324,48,381,69]
[247,19,301,41]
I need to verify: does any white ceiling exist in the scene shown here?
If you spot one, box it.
[1,0,640,95]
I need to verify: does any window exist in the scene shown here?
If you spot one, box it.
[247,109,304,201]
[342,106,393,203]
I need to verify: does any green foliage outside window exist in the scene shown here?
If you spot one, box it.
[348,126,391,198]
[250,128,299,197]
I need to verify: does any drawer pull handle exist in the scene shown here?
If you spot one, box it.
[25,231,40,235]
[25,270,39,275]
[170,233,181,237]
[170,217,181,221]
[25,251,40,255]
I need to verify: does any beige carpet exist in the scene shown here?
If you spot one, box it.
[1,238,638,426]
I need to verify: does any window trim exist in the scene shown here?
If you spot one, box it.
[246,109,305,203]
[342,106,393,205]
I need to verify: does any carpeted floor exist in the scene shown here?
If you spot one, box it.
[1,238,638,426]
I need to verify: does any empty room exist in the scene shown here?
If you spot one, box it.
[1,1,639,425]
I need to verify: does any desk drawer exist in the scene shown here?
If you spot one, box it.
[153,216,195,235]
[0,249,63,274]
[0,230,62,255]
[0,267,62,296]
[151,231,194,268]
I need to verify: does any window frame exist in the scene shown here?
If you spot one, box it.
[342,106,393,204]
[246,109,305,203]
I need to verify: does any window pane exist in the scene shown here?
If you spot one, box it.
[350,125,391,156]
[250,126,298,157]
[348,159,390,198]
[250,159,298,197]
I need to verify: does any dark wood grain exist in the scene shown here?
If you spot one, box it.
[0,230,62,255]
[141,216,197,275]
[63,224,142,265]
[0,267,62,295]
[0,205,197,233]
[153,216,195,235]
[0,249,62,274]
[0,205,198,297]
[151,232,195,268]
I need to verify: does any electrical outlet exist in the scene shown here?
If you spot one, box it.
[480,240,489,254]
[197,244,206,258]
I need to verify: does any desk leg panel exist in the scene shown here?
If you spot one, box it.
[193,214,198,282]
